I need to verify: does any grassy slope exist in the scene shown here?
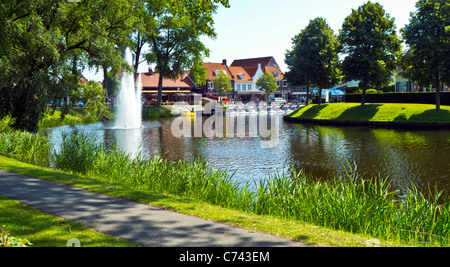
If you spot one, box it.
[286,103,450,123]
[0,155,410,247]
[0,195,140,247]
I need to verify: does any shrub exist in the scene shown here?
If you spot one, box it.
[0,226,32,247]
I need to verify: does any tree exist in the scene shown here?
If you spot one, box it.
[0,0,134,132]
[256,71,278,102]
[212,69,232,98]
[340,1,401,106]
[285,17,341,105]
[144,0,230,108]
[400,0,450,110]
[79,81,107,118]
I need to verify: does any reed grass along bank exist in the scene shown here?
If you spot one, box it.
[1,131,450,246]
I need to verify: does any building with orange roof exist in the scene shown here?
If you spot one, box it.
[135,56,292,104]
[138,68,197,103]
[230,56,290,102]
[196,60,234,99]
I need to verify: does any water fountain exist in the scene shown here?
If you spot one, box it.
[112,47,143,158]
[115,47,143,129]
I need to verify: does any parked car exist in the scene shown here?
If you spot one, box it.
[220,97,232,103]
[273,98,287,104]
[74,100,84,108]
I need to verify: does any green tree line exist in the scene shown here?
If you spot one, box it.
[285,0,450,110]
[0,0,229,132]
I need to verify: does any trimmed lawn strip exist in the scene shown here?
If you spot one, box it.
[0,194,139,247]
[0,155,411,247]
[286,103,450,123]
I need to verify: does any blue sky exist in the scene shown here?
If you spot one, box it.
[83,0,418,81]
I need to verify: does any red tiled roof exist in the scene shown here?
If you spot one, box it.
[264,66,285,80]
[228,66,253,82]
[203,62,233,79]
[230,57,282,78]
[230,57,274,68]
[138,72,196,89]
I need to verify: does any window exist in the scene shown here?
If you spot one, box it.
[208,81,214,90]
[283,80,288,87]
[236,84,241,91]
[248,84,252,91]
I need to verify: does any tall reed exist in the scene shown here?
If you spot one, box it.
[52,133,255,212]
[0,131,50,167]
[255,167,450,245]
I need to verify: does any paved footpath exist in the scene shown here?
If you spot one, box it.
[0,170,306,247]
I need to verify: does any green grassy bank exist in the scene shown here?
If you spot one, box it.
[285,103,450,126]
[0,194,139,247]
[142,105,172,120]
[1,131,450,246]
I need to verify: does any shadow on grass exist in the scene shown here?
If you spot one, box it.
[336,104,382,121]
[403,109,450,123]
[288,104,329,119]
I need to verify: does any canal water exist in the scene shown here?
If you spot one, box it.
[42,115,450,194]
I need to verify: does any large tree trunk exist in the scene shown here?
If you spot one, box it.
[318,88,323,105]
[361,89,366,106]
[306,84,310,105]
[435,73,441,111]
[157,73,164,108]
[103,66,109,98]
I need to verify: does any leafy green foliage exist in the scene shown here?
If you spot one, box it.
[0,225,32,247]
[285,17,341,105]
[256,71,278,101]
[339,2,401,105]
[78,81,107,118]
[400,0,450,110]
[143,0,230,107]
[0,131,50,167]
[0,0,134,132]
[212,69,233,96]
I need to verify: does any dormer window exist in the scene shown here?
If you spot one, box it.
[214,69,227,76]
[238,73,245,80]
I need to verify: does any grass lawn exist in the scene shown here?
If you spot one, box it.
[286,103,450,123]
[0,194,140,247]
[0,155,411,247]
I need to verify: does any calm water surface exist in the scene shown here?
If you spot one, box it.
[43,115,450,194]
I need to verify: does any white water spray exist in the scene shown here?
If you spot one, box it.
[115,47,142,129]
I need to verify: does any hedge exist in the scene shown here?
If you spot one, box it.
[345,92,450,105]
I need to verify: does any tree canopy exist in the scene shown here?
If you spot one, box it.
[0,0,229,130]
[285,17,341,105]
[400,0,450,110]
[256,71,278,102]
[339,1,401,106]
[212,69,232,97]
[0,0,133,132]
[143,0,230,107]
